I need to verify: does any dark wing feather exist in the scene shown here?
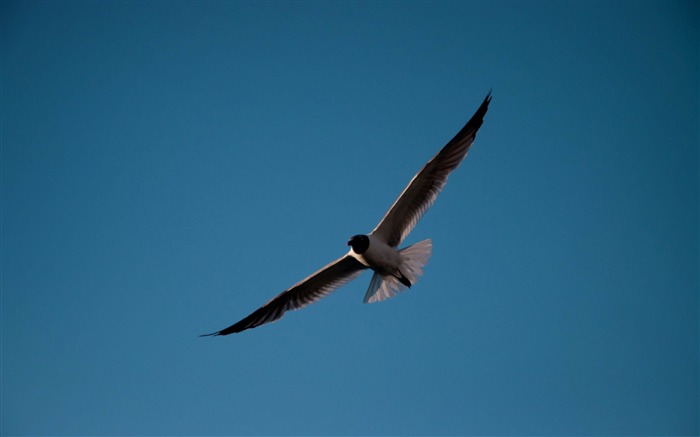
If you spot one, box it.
[371,92,491,247]
[201,255,366,336]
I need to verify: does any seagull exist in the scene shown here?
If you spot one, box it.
[201,92,491,336]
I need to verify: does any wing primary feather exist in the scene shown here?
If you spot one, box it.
[370,92,491,247]
[200,255,367,336]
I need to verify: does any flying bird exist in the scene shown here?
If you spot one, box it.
[202,92,491,336]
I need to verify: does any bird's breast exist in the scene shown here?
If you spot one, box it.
[349,234,401,274]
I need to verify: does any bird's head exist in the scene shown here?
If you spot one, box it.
[347,234,369,254]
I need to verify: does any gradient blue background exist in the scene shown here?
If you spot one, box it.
[2,1,698,435]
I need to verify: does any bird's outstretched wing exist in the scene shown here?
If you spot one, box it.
[201,255,367,335]
[371,92,491,248]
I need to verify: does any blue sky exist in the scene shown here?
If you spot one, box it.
[2,1,698,435]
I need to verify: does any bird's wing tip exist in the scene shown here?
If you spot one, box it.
[199,331,221,337]
[484,89,493,104]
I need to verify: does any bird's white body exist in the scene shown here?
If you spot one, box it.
[348,234,401,273]
[348,234,433,303]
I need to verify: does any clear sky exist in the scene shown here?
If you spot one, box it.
[2,1,698,435]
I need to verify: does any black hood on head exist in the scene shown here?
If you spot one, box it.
[347,234,369,254]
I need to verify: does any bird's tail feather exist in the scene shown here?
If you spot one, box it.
[363,239,432,303]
